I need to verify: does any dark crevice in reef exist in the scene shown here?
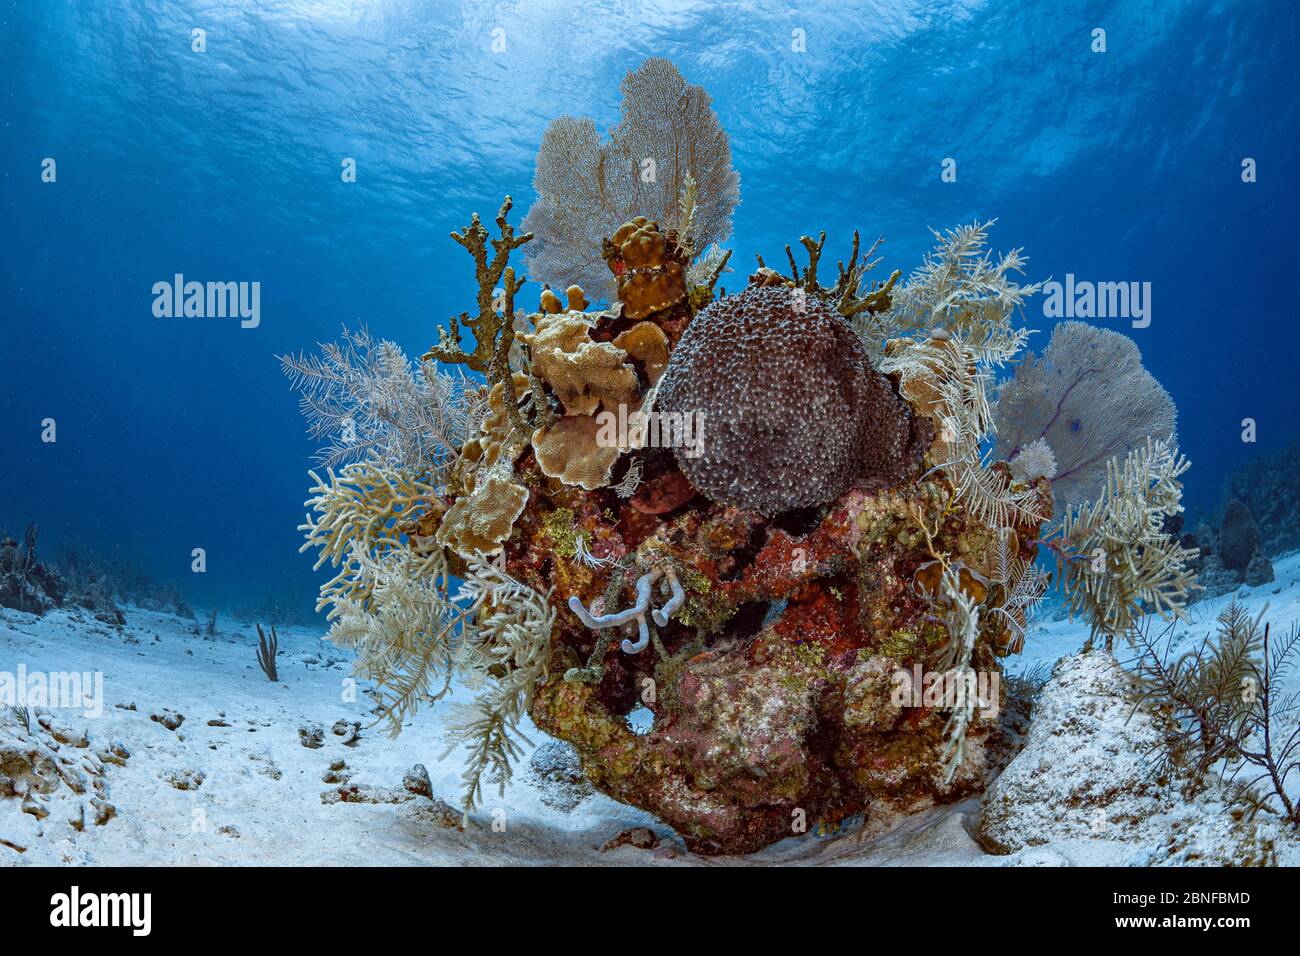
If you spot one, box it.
[772,505,823,538]
[723,601,769,644]
[596,654,638,716]
[716,522,767,582]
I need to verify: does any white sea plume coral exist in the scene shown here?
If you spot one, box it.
[1044,437,1200,641]
[873,221,1046,534]
[444,557,555,815]
[327,544,464,732]
[993,320,1177,507]
[935,565,981,784]
[301,458,467,742]
[907,509,990,784]
[871,220,1041,363]
[572,533,613,569]
[611,457,644,499]
[882,335,1044,530]
[302,463,556,816]
[1008,437,1057,482]
[280,326,472,474]
[989,529,1050,654]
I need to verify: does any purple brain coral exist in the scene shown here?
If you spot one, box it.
[655,285,922,515]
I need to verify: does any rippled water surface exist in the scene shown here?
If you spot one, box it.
[3,1,1297,606]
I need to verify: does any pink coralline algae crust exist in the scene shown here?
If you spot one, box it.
[521,473,1047,854]
[654,285,926,516]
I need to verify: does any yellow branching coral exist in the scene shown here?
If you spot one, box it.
[760,229,900,322]
[423,198,533,445]
[1046,437,1200,641]
[298,460,443,618]
[522,312,639,416]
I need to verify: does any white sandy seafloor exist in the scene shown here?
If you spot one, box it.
[3,554,1300,867]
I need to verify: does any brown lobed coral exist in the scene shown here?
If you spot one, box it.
[602,216,691,321]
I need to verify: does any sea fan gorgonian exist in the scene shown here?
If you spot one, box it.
[992,320,1177,507]
[522,57,740,299]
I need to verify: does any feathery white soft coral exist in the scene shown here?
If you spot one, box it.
[1009,437,1058,481]
[280,326,473,476]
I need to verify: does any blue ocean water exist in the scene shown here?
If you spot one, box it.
[2,1,1297,613]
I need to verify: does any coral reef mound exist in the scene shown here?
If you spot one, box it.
[656,284,920,515]
[289,65,1201,857]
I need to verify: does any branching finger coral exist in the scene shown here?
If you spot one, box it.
[754,229,901,322]
[443,557,555,816]
[424,196,534,436]
[1044,437,1199,641]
